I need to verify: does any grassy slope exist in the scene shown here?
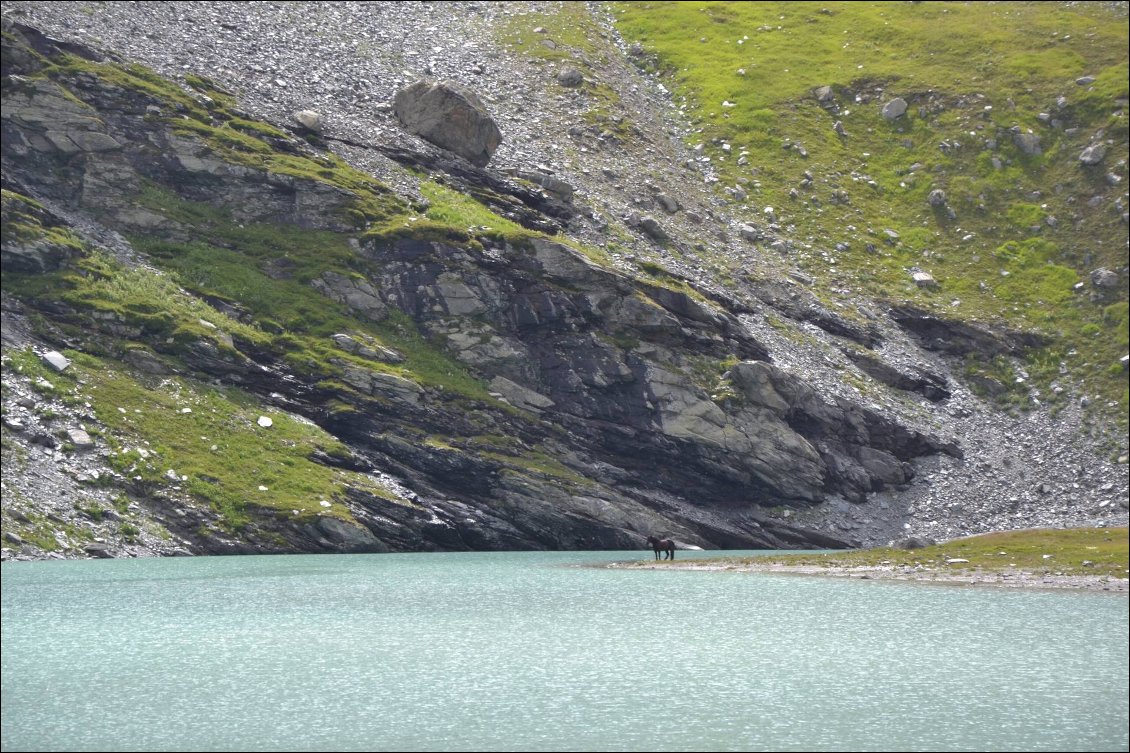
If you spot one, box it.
[613,1,1129,429]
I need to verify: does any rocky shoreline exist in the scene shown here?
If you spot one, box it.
[615,560,1129,594]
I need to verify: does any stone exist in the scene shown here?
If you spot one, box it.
[912,271,938,288]
[639,216,667,242]
[84,544,114,559]
[881,97,908,121]
[556,67,583,87]
[927,189,947,207]
[1090,268,1119,288]
[257,416,273,428]
[66,428,95,449]
[1012,131,1042,156]
[739,224,760,242]
[331,333,361,353]
[394,79,502,167]
[1075,75,1096,85]
[41,351,70,372]
[833,120,847,136]
[1079,143,1106,165]
[516,170,574,201]
[656,193,679,213]
[0,235,75,273]
[292,109,324,133]
[814,85,834,102]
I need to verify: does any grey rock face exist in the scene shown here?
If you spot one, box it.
[394,80,502,167]
[84,543,114,559]
[889,305,1044,356]
[313,271,388,321]
[303,516,385,554]
[489,376,555,413]
[0,233,75,273]
[724,360,952,502]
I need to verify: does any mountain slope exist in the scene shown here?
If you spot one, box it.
[1,2,1126,560]
[614,0,1129,416]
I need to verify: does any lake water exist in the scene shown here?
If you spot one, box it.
[2,551,1127,752]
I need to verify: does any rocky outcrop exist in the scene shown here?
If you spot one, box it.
[887,305,1045,356]
[724,361,957,501]
[1,191,83,273]
[843,349,950,402]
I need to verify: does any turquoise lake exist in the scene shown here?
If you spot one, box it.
[2,550,1127,752]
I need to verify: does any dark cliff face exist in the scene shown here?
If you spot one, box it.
[0,16,1123,560]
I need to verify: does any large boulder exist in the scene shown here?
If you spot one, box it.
[393,80,502,167]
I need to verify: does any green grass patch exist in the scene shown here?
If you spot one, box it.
[497,2,608,63]
[417,179,539,244]
[675,527,1129,579]
[0,189,87,253]
[70,351,383,530]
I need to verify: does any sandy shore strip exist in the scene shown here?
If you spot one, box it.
[612,561,1129,593]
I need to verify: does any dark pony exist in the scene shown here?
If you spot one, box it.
[646,535,675,560]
